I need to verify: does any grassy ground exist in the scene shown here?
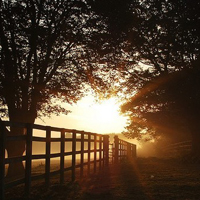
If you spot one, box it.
[6,158,200,200]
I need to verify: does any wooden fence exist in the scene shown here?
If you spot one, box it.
[163,140,192,158]
[0,121,110,200]
[0,121,136,200]
[111,136,136,164]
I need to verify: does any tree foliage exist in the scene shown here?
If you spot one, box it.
[0,0,117,177]
[92,0,200,144]
[0,0,112,123]
[117,1,200,148]
[119,0,200,142]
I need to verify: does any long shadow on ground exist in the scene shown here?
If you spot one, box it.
[78,160,150,200]
[6,158,200,200]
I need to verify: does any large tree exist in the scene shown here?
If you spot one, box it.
[0,0,111,177]
[92,0,200,157]
[121,0,200,157]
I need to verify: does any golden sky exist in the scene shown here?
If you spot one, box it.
[35,96,127,134]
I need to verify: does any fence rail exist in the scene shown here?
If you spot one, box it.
[163,140,192,157]
[0,121,136,200]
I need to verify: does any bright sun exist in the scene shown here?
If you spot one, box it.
[78,97,127,133]
[36,96,127,134]
[93,98,121,124]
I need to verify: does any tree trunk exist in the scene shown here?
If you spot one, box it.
[6,132,25,178]
[6,127,26,179]
[5,111,35,179]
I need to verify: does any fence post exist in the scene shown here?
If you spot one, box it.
[99,136,102,169]
[127,143,131,160]
[60,130,65,184]
[45,126,51,186]
[114,136,119,164]
[80,133,84,177]
[25,123,33,196]
[103,135,109,166]
[87,133,91,175]
[0,121,6,200]
[132,144,137,159]
[93,134,97,173]
[72,131,76,181]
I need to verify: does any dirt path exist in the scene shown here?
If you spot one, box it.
[6,158,200,200]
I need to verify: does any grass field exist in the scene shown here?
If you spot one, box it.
[5,158,200,200]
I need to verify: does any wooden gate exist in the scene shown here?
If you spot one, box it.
[110,136,136,164]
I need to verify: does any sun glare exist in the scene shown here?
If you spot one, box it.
[93,98,122,124]
[36,96,127,134]
[79,97,128,133]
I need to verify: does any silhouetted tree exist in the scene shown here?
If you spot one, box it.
[122,0,200,157]
[0,0,111,177]
[92,0,200,157]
